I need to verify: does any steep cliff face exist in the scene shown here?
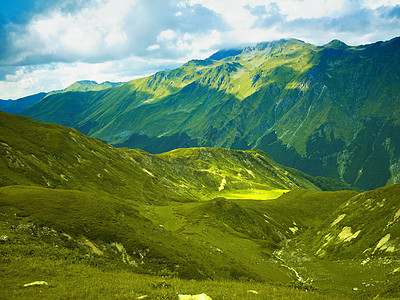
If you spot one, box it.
[21,37,400,190]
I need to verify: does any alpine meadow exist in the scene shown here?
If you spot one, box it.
[1,4,400,298]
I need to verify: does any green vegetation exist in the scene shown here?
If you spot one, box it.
[0,111,320,202]
[275,184,400,296]
[20,37,400,190]
[46,80,124,96]
[0,219,330,300]
[2,106,400,298]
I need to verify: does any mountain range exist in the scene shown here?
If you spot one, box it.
[17,36,400,191]
[2,36,400,298]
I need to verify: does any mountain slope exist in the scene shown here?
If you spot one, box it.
[0,111,319,201]
[0,99,13,106]
[20,37,400,191]
[0,92,47,114]
[0,111,321,282]
[1,111,400,297]
[275,183,400,295]
[293,183,400,260]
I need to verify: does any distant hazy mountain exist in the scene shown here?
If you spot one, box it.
[0,92,47,114]
[0,99,13,106]
[0,81,125,114]
[20,36,400,190]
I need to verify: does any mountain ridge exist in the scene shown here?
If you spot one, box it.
[0,92,47,114]
[19,36,400,191]
[46,80,125,96]
[0,110,322,201]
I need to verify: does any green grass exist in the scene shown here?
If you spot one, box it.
[4,182,399,298]
[1,185,278,281]
[1,259,329,300]
[3,210,398,299]
[221,188,289,200]
[0,111,321,203]
[2,111,400,298]
[0,221,333,300]
[292,183,400,260]
[273,184,400,297]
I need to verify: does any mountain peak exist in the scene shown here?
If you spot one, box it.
[324,39,348,49]
[75,80,98,85]
[242,38,304,55]
[208,39,306,61]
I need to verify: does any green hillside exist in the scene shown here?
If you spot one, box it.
[2,111,400,298]
[0,111,320,202]
[276,184,400,296]
[20,37,400,191]
[0,111,316,281]
[297,183,400,261]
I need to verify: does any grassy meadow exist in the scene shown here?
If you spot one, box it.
[1,111,400,299]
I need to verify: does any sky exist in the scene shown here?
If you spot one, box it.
[1,0,400,99]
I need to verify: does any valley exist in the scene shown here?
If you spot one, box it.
[1,111,400,299]
[2,0,400,298]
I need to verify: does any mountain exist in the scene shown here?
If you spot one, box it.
[20,37,400,191]
[0,111,320,200]
[46,80,125,96]
[1,111,400,298]
[0,92,47,114]
[0,81,124,115]
[0,99,13,106]
[207,48,244,60]
[0,110,320,282]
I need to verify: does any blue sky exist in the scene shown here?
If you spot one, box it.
[1,0,400,99]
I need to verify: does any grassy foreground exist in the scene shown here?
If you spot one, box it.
[0,243,330,300]
[0,188,336,300]
[2,264,329,300]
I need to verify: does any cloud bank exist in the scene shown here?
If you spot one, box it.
[1,0,399,99]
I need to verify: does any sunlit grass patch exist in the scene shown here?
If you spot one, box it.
[221,189,289,200]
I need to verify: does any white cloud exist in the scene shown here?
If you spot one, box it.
[273,0,347,20]
[188,0,258,29]
[158,29,178,41]
[147,44,161,51]
[363,0,400,9]
[1,0,228,65]
[189,0,400,46]
[9,0,134,64]
[187,30,222,57]
[0,55,184,99]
